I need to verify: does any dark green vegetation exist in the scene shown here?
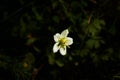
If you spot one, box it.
[0,0,120,80]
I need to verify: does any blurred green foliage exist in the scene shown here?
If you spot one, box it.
[0,0,120,80]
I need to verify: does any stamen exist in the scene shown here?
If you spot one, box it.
[60,38,67,45]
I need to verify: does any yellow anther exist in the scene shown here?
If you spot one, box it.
[60,38,67,45]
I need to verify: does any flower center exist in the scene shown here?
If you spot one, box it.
[59,38,67,46]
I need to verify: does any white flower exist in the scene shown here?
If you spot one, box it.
[53,29,73,55]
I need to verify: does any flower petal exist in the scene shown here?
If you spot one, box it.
[66,37,73,45]
[60,47,67,55]
[61,29,69,37]
[54,33,61,42]
[53,43,60,53]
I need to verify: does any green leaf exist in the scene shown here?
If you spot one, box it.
[86,39,95,49]
[55,60,64,67]
[26,38,36,45]
[86,38,103,49]
[81,19,88,28]
[68,55,73,61]
[80,49,89,57]
[101,55,109,61]
[94,40,100,49]
[20,18,26,36]
[88,19,105,36]
[48,54,55,65]
[33,46,41,53]
[32,7,42,21]
[93,19,105,30]
[91,54,99,63]
[51,1,58,9]
[113,76,120,79]
[24,53,35,64]
[88,26,98,36]
[106,48,113,54]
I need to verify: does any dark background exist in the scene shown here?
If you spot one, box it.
[0,0,120,80]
